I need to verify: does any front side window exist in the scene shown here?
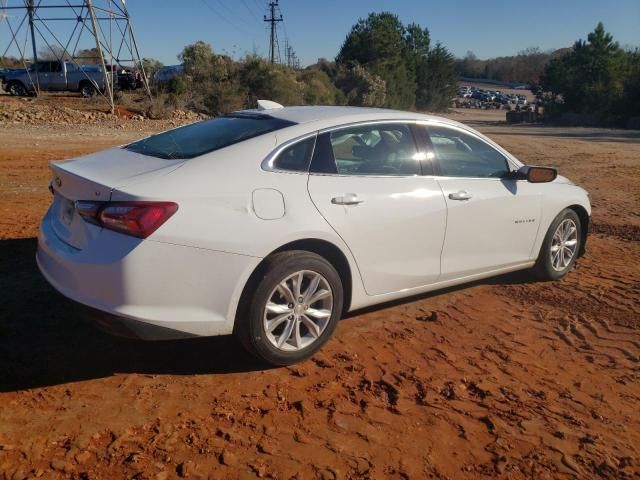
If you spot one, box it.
[321,123,420,176]
[126,113,295,159]
[271,136,316,172]
[427,125,510,178]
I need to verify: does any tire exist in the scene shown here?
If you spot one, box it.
[80,82,96,98]
[235,251,343,366]
[7,81,27,97]
[533,208,582,281]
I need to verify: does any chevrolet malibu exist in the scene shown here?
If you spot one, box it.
[37,102,590,365]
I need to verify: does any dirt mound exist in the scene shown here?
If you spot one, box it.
[0,96,207,127]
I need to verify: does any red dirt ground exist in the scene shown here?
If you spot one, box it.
[0,102,638,479]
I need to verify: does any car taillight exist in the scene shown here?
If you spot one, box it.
[76,201,178,238]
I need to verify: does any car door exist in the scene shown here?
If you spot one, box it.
[307,122,447,296]
[424,123,541,280]
[48,61,66,90]
[33,62,51,88]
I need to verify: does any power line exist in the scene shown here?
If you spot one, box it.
[239,0,260,22]
[252,0,264,13]
[198,0,253,37]
[211,0,256,29]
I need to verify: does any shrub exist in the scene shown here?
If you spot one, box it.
[239,55,304,106]
[297,69,340,105]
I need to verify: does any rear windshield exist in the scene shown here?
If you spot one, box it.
[125,113,295,159]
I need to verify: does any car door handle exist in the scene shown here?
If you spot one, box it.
[331,193,363,206]
[448,190,472,201]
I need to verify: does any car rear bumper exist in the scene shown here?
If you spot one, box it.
[76,303,202,340]
[37,207,261,339]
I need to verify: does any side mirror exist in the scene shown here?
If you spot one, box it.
[514,165,557,183]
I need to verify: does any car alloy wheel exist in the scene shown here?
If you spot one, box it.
[550,218,578,271]
[263,270,333,351]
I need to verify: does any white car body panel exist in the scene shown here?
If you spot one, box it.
[436,176,541,278]
[308,174,446,295]
[36,106,591,339]
[38,210,261,337]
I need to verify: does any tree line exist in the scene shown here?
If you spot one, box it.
[4,17,637,125]
[455,23,639,125]
[541,23,640,125]
[454,47,557,86]
[144,12,458,116]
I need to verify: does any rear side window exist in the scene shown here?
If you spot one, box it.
[272,136,316,172]
[126,113,295,159]
[427,125,510,178]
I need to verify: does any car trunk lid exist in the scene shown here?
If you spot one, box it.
[48,147,184,249]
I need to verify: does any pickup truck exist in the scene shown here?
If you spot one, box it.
[2,60,110,97]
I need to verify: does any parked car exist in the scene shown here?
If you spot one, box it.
[37,103,590,365]
[153,64,184,84]
[457,87,472,98]
[1,60,108,97]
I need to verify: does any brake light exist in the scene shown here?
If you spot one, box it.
[76,201,178,238]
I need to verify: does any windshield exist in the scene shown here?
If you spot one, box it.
[125,113,295,159]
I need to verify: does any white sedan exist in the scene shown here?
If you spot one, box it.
[37,102,590,365]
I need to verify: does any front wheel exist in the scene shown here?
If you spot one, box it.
[533,208,582,280]
[235,251,343,366]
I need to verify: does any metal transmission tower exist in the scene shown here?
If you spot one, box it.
[0,0,151,112]
[263,0,282,64]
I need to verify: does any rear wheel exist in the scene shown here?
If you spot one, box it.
[235,251,343,366]
[7,81,27,96]
[80,82,96,98]
[533,208,581,280]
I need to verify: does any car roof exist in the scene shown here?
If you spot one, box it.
[231,105,522,168]
[238,105,460,129]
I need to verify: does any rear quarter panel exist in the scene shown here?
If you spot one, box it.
[110,131,368,313]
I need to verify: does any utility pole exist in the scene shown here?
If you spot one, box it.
[26,0,39,95]
[284,42,299,70]
[284,39,290,67]
[264,1,282,64]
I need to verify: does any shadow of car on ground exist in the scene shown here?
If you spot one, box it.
[0,237,539,392]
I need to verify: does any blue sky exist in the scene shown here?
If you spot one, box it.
[2,0,639,66]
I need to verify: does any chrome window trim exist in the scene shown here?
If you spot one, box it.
[260,118,521,178]
[317,118,422,134]
[260,132,318,174]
